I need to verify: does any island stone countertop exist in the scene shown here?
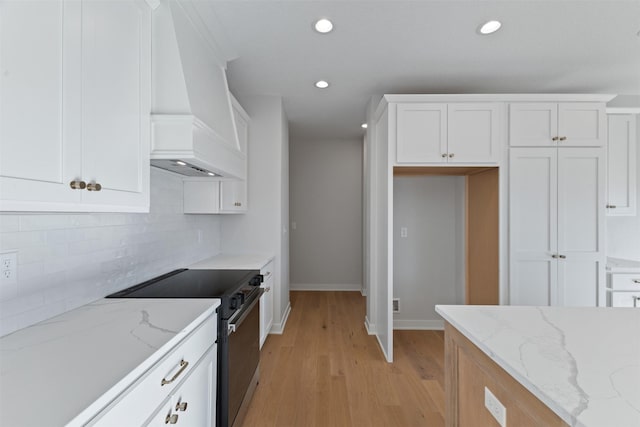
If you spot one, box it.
[190,253,274,270]
[436,305,640,427]
[0,298,219,427]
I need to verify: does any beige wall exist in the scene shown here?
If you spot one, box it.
[289,138,363,290]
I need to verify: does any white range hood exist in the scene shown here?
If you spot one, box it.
[150,0,245,180]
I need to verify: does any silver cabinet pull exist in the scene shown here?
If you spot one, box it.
[559,136,567,141]
[86,182,102,192]
[606,205,617,209]
[69,180,86,190]
[551,254,559,259]
[441,153,447,158]
[633,279,640,284]
[633,296,640,308]
[161,359,189,386]
[449,153,455,158]
[165,414,178,424]
[175,401,188,412]
[552,136,559,141]
[558,254,566,259]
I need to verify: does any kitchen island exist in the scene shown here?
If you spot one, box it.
[436,305,640,427]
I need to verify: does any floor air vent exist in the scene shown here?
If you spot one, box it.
[392,298,400,313]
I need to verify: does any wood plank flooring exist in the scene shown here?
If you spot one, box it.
[241,291,445,427]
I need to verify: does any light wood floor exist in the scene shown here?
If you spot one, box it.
[241,291,445,427]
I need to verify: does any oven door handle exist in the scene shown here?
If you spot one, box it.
[227,289,265,335]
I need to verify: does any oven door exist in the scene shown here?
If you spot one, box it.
[227,290,263,427]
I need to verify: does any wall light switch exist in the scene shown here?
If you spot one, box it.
[400,227,408,238]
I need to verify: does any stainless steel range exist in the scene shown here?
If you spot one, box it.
[107,269,264,427]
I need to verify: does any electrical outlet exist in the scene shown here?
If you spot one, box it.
[484,386,506,426]
[0,251,17,286]
[400,227,408,238]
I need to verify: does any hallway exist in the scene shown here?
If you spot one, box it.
[241,291,446,427]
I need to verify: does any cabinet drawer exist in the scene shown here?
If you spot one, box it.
[90,313,217,426]
[609,292,640,308]
[609,274,640,291]
[261,259,275,280]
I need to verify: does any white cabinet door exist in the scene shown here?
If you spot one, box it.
[145,346,216,427]
[0,1,82,208]
[260,261,274,348]
[509,147,605,306]
[509,102,605,147]
[558,103,606,147]
[557,148,605,306]
[447,103,500,163]
[607,114,637,216]
[80,0,150,210]
[220,180,247,212]
[396,103,447,163]
[509,148,558,305]
[509,103,558,147]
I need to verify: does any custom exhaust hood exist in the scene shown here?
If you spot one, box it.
[150,1,245,180]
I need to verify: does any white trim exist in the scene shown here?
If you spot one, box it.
[606,107,640,114]
[269,302,291,334]
[289,283,361,291]
[393,319,445,330]
[375,332,391,362]
[383,94,616,103]
[364,316,376,335]
[360,287,366,296]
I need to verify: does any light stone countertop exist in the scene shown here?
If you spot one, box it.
[607,257,640,274]
[189,253,274,270]
[436,305,640,427]
[0,298,219,427]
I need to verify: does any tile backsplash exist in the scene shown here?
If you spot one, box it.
[0,168,222,336]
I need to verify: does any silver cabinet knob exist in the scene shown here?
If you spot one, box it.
[175,401,188,412]
[441,154,447,158]
[165,414,178,424]
[449,153,454,158]
[69,180,86,190]
[86,182,102,192]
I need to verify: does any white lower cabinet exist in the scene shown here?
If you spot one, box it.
[89,313,217,427]
[509,147,606,306]
[145,346,216,426]
[260,259,275,348]
[607,272,640,307]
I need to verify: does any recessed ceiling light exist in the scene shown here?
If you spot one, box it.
[314,18,333,34]
[207,172,216,176]
[315,80,330,89]
[175,160,187,166]
[479,20,502,35]
[361,123,368,129]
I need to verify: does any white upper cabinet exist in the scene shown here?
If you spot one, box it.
[606,114,637,216]
[219,96,249,213]
[509,102,606,147]
[0,0,151,212]
[396,103,500,164]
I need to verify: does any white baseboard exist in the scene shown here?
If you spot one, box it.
[290,283,361,291]
[364,316,376,335]
[393,319,444,330]
[360,287,367,296]
[270,302,291,334]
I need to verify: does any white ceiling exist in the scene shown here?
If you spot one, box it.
[205,0,640,141]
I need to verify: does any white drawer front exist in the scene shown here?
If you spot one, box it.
[261,259,275,280]
[610,292,640,308]
[90,313,217,426]
[610,274,640,291]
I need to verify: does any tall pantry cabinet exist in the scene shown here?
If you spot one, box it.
[508,101,608,306]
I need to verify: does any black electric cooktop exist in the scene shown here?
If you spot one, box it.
[106,269,261,299]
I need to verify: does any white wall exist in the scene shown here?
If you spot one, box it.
[289,138,363,290]
[0,168,222,337]
[607,115,640,260]
[220,95,290,332]
[393,176,466,329]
